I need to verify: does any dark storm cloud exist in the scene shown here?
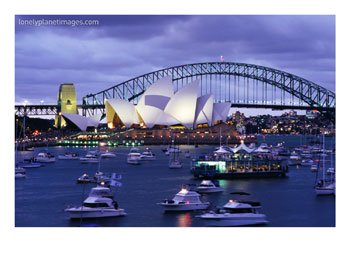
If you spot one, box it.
[15,15,335,104]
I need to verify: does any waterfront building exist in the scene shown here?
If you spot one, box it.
[104,77,231,130]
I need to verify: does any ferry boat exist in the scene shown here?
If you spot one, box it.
[191,157,288,179]
[195,180,224,193]
[158,187,210,211]
[196,199,268,227]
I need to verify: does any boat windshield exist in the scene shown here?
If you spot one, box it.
[83,202,110,208]
[173,195,200,203]
[223,207,254,214]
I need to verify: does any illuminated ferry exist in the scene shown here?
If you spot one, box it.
[191,154,288,179]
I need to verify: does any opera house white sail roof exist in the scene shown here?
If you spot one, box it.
[63,77,232,131]
[62,113,100,131]
[163,79,199,129]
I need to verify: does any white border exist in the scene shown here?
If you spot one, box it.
[1,1,348,261]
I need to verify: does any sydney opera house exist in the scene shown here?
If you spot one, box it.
[62,76,231,131]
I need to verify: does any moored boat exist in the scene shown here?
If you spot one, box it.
[140,148,156,161]
[65,196,126,219]
[80,152,100,163]
[35,152,56,163]
[58,152,80,160]
[100,151,117,158]
[65,183,126,219]
[158,187,210,212]
[196,199,268,227]
[195,180,224,193]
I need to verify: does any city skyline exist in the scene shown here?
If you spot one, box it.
[15,15,335,114]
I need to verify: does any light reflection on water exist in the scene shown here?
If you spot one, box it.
[177,213,192,227]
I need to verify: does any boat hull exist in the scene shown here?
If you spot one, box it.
[80,159,99,163]
[58,156,80,160]
[15,173,26,179]
[196,187,224,193]
[35,158,56,163]
[21,163,42,168]
[65,207,126,219]
[315,187,335,195]
[198,214,268,227]
[159,203,210,211]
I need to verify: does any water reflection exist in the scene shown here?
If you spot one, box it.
[177,213,192,227]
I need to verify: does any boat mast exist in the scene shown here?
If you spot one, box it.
[322,134,325,182]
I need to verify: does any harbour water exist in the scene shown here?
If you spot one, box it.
[15,135,335,227]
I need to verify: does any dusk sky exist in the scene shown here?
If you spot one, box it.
[15,15,335,112]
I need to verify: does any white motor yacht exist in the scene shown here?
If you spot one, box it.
[15,166,26,174]
[20,161,42,168]
[35,152,56,163]
[100,151,117,158]
[127,147,141,165]
[301,159,314,166]
[288,152,301,165]
[65,196,126,219]
[169,159,182,169]
[80,152,99,163]
[196,199,268,227]
[167,146,181,153]
[310,164,318,172]
[195,180,224,193]
[158,188,210,211]
[58,152,80,160]
[15,167,26,179]
[140,148,156,160]
[76,173,92,184]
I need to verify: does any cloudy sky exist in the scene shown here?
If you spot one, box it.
[15,15,335,110]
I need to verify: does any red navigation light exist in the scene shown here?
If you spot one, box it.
[32,130,40,136]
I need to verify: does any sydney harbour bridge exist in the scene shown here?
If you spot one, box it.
[15,61,336,121]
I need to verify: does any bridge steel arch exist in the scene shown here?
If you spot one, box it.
[82,62,335,117]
